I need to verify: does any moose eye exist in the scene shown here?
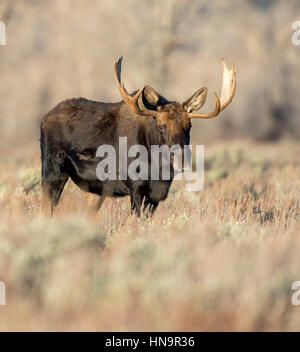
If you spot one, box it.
[159,125,166,133]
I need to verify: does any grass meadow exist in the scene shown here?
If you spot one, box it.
[0,139,299,331]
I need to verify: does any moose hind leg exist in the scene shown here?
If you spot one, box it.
[42,174,69,214]
[41,151,69,214]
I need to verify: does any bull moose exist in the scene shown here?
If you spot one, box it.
[40,57,236,216]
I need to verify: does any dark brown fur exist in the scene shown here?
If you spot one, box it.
[40,86,204,216]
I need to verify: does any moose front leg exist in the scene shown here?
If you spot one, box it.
[130,192,144,217]
[143,197,159,217]
[87,194,106,212]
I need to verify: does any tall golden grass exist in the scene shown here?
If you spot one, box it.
[0,140,299,331]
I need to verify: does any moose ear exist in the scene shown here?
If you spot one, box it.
[182,87,208,113]
[142,85,160,110]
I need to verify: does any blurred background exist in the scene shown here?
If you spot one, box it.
[0,1,300,332]
[0,0,300,154]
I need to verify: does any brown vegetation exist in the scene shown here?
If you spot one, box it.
[0,140,299,331]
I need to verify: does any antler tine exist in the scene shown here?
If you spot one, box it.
[220,58,236,111]
[188,59,236,119]
[113,57,159,118]
[188,91,221,119]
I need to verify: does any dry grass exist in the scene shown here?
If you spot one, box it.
[0,139,299,331]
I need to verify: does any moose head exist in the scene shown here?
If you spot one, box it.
[113,56,236,150]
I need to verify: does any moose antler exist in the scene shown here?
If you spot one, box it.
[188,59,236,119]
[113,56,160,118]
[220,58,236,111]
